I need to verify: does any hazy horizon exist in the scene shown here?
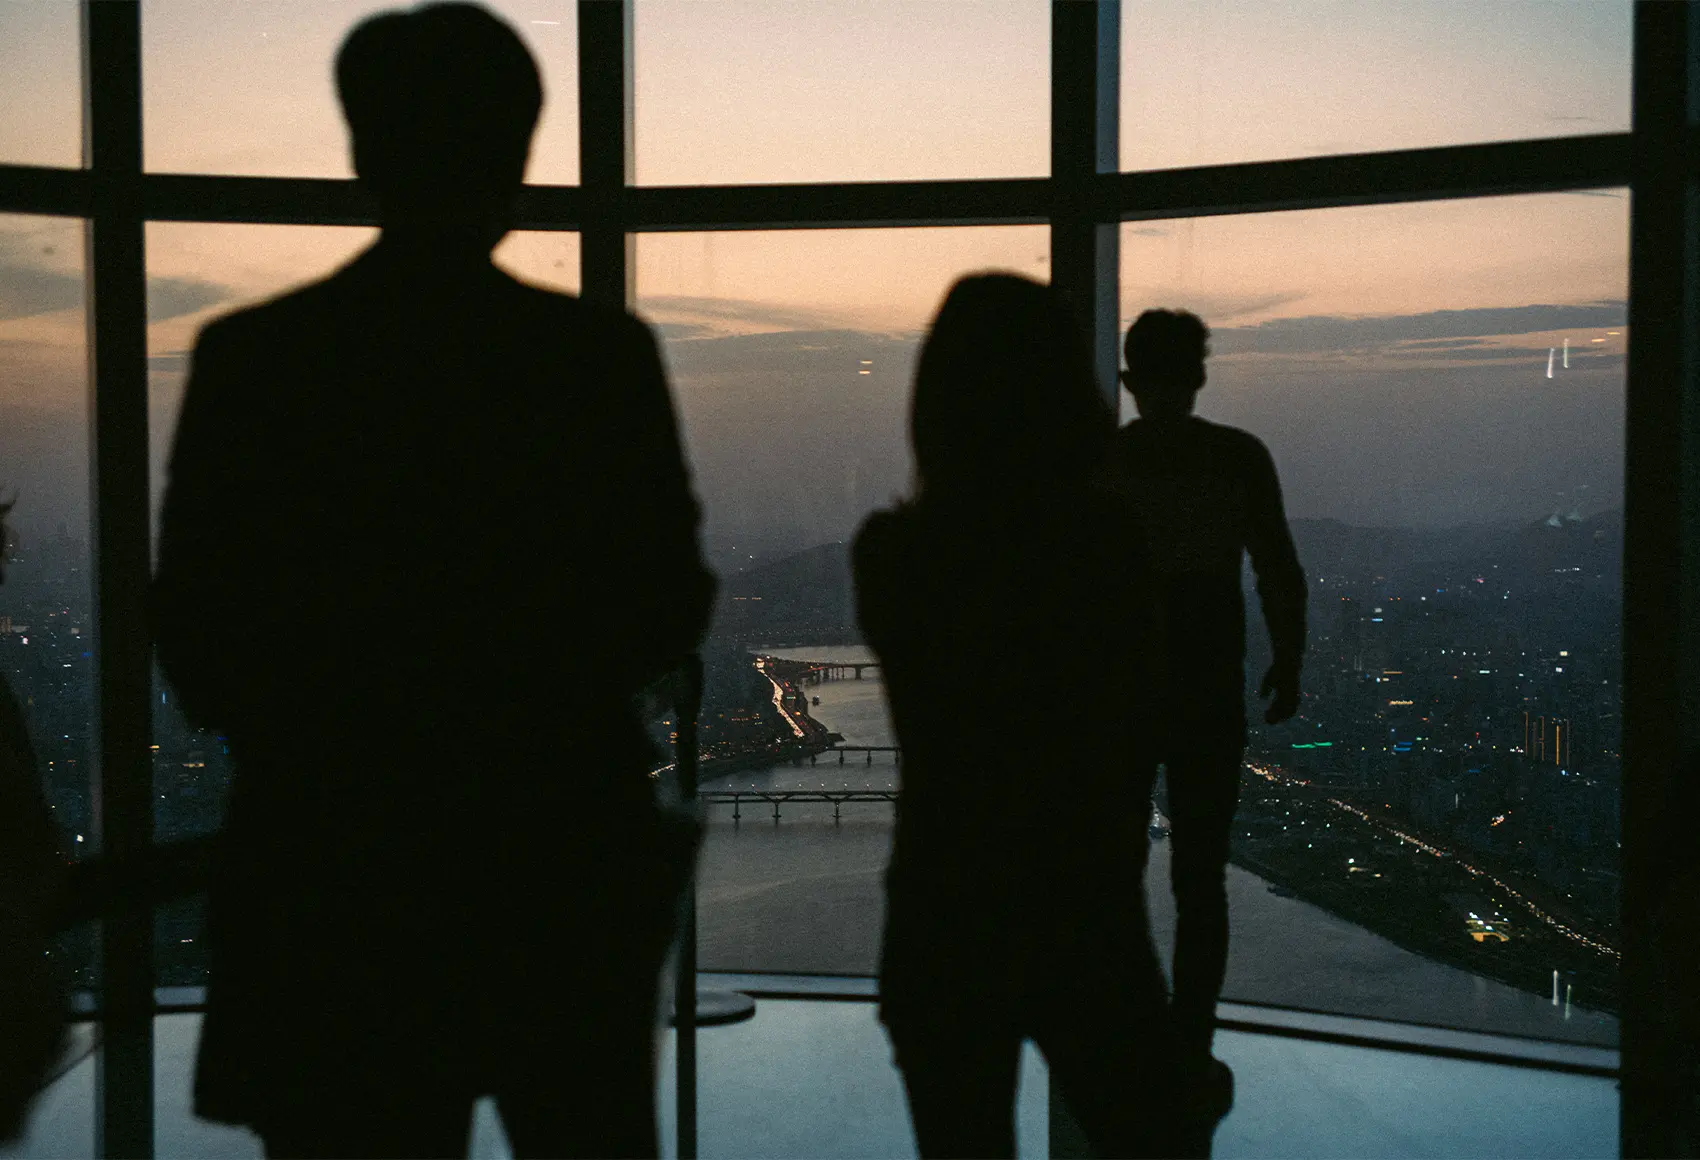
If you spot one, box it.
[0,2,1630,549]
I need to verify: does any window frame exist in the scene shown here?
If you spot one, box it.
[0,2,1688,1156]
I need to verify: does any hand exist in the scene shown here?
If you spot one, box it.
[1259,664,1300,724]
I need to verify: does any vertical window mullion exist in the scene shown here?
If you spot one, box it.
[578,0,632,308]
[579,4,696,1157]
[82,1,154,1156]
[1050,0,1120,409]
[1047,3,1118,1150]
[1621,2,1700,1155]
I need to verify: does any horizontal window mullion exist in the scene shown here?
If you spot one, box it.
[137,172,378,226]
[616,177,1051,230]
[0,163,93,216]
[6,132,1631,232]
[1105,133,1631,222]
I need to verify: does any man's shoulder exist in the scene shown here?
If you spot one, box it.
[853,506,916,569]
[1193,418,1273,458]
[496,270,654,346]
[1116,415,1266,456]
[1183,415,1264,445]
[194,272,344,351]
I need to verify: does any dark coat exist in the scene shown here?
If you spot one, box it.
[153,239,713,1127]
[852,487,1167,1029]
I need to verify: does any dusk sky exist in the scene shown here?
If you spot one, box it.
[0,1,1632,564]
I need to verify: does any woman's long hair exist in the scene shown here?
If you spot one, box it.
[909,272,1112,499]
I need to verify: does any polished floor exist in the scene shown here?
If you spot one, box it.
[7,980,1617,1159]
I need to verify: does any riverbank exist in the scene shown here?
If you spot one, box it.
[1225,764,1620,1017]
[697,646,1617,1044]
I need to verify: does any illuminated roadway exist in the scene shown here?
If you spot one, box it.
[1244,760,1619,960]
[754,658,807,739]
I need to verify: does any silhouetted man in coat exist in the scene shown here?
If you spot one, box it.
[153,6,713,1156]
[1115,309,1306,1096]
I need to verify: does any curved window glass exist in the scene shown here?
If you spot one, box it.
[1121,191,1626,1045]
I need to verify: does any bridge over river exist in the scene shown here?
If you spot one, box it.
[808,744,899,765]
[699,788,900,822]
[755,656,883,681]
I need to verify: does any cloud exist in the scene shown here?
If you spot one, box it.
[0,259,232,325]
[1122,290,1306,324]
[0,224,232,324]
[1395,338,1493,351]
[638,294,852,335]
[147,276,231,324]
[662,327,918,379]
[1211,301,1628,356]
[1407,346,1621,364]
[0,263,81,321]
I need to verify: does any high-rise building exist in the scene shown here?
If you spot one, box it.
[1524,711,1574,767]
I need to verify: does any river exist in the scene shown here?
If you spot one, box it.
[694,645,1618,1047]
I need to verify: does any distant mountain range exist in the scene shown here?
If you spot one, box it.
[709,509,1624,645]
[714,540,855,645]
[1289,508,1621,581]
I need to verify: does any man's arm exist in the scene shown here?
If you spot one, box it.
[1243,437,1307,723]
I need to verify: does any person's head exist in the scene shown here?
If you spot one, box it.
[910,273,1112,497]
[336,3,542,241]
[1122,308,1209,422]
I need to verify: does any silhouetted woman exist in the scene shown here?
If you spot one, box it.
[853,273,1181,1159]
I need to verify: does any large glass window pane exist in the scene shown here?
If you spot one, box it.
[0,214,93,1003]
[1120,191,1625,1045]
[142,1,578,182]
[0,1,82,169]
[1120,0,1631,172]
[636,227,1049,973]
[633,1,1048,186]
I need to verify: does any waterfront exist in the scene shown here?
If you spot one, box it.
[694,646,1618,1046]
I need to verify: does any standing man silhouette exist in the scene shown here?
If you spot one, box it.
[154,5,713,1156]
[1115,309,1307,1102]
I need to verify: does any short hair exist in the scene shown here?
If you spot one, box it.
[911,273,1111,494]
[1123,309,1210,386]
[336,3,542,200]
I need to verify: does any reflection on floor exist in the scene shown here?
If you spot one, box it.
[5,988,1616,1159]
